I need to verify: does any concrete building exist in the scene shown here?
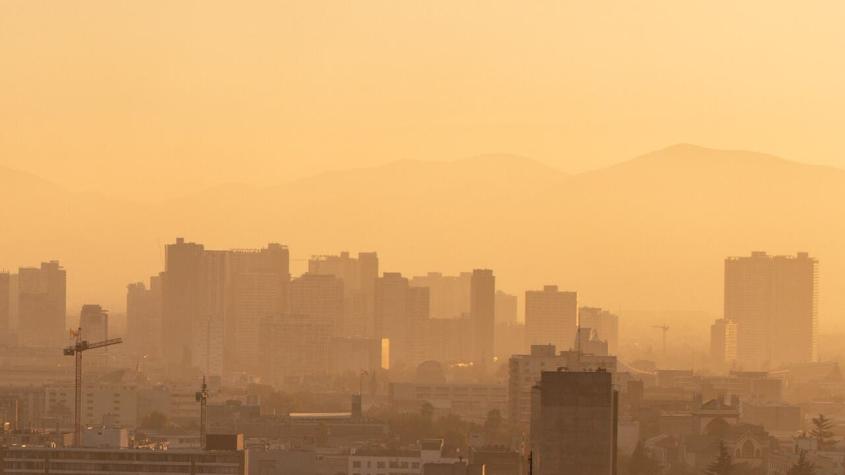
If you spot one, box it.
[579,307,619,355]
[525,286,576,352]
[0,272,9,341]
[44,384,138,428]
[470,269,495,365]
[349,440,461,475]
[126,274,162,356]
[227,244,289,372]
[410,272,471,320]
[0,444,246,474]
[289,273,344,336]
[574,327,609,356]
[710,318,738,366]
[724,252,818,367]
[161,238,207,368]
[309,251,378,337]
[259,314,331,385]
[79,304,108,343]
[16,261,66,348]
[508,345,617,431]
[530,370,617,475]
[494,291,518,325]
[375,273,429,368]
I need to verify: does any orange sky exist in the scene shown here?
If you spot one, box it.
[2,1,845,198]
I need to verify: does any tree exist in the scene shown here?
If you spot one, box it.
[787,450,816,475]
[628,441,661,475]
[810,414,835,450]
[706,441,733,475]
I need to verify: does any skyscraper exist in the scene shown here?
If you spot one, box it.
[79,304,108,342]
[710,318,738,367]
[410,272,471,319]
[0,272,9,340]
[494,290,518,325]
[530,370,618,475]
[579,307,619,355]
[470,269,495,364]
[161,238,205,367]
[126,274,162,356]
[374,272,429,368]
[309,251,378,336]
[17,261,66,348]
[289,273,344,334]
[724,252,818,368]
[525,285,576,352]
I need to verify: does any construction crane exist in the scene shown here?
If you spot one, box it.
[196,376,209,449]
[63,329,123,447]
[652,324,670,357]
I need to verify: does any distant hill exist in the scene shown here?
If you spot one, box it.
[2,146,843,334]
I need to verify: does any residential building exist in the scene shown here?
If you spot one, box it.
[530,370,618,475]
[710,318,738,366]
[470,269,495,364]
[525,286,576,352]
[579,307,619,355]
[17,261,66,348]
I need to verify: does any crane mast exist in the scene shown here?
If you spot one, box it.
[62,329,123,447]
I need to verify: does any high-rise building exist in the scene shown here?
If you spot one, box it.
[375,273,429,367]
[470,269,495,365]
[530,370,618,475]
[410,272,471,319]
[126,275,162,356]
[509,345,617,432]
[79,304,108,342]
[17,261,66,348]
[259,314,331,386]
[226,244,289,371]
[161,238,206,367]
[160,238,289,375]
[578,307,619,355]
[289,273,344,334]
[525,286,576,352]
[574,327,609,356]
[494,290,518,325]
[0,272,9,339]
[710,318,738,367]
[724,252,818,367]
[309,251,378,336]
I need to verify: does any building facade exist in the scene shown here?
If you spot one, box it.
[525,286,576,352]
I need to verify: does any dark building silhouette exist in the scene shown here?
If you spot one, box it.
[525,285,576,352]
[530,370,618,475]
[470,269,495,364]
[725,252,818,368]
[17,261,66,348]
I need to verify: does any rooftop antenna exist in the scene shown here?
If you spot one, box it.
[195,376,208,449]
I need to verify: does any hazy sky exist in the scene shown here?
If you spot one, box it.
[2,1,845,199]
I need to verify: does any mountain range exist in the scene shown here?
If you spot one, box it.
[2,144,843,333]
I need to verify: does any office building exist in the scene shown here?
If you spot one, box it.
[525,286,576,352]
[710,318,738,366]
[470,269,495,364]
[509,345,616,431]
[530,370,617,475]
[17,261,66,348]
[724,252,818,367]
[161,238,207,367]
[578,306,619,355]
